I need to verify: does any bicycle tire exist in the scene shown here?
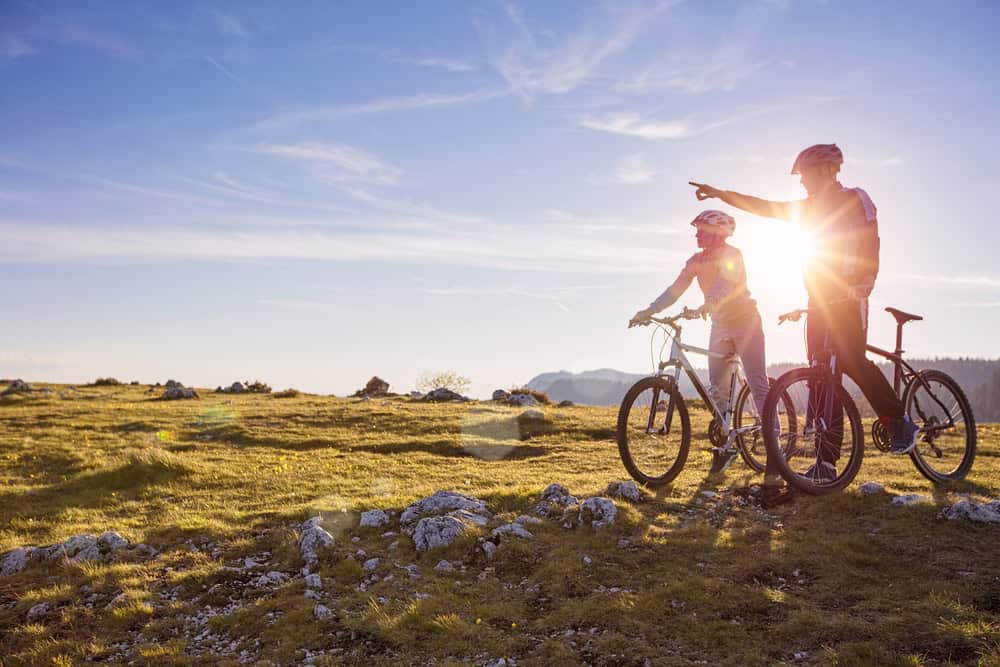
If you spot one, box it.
[616,376,690,487]
[902,369,977,483]
[762,367,864,495]
[734,377,796,473]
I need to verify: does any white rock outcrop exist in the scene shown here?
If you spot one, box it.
[605,481,643,503]
[940,499,1000,524]
[535,483,578,516]
[298,517,335,565]
[578,497,618,528]
[411,515,471,552]
[400,491,490,534]
[359,510,390,529]
[859,482,885,495]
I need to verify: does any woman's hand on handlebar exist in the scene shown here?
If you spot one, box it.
[628,309,654,328]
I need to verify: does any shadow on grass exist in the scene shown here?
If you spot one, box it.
[0,452,194,516]
[349,439,548,460]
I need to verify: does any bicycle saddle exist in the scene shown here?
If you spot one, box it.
[885,306,923,325]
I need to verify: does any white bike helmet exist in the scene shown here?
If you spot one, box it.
[690,210,735,237]
[791,143,844,174]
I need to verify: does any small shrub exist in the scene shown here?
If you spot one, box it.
[416,371,471,395]
[243,380,272,394]
[273,388,300,399]
[508,386,550,404]
[93,377,122,386]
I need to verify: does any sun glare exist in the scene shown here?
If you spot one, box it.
[740,222,815,300]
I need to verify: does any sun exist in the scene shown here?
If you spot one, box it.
[739,222,816,301]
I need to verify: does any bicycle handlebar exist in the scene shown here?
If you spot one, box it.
[649,306,704,326]
[777,298,853,326]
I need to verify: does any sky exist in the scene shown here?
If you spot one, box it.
[2,0,999,398]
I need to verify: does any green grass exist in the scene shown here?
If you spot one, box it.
[1,383,998,666]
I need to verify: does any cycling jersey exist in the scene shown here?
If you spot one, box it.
[647,244,758,326]
[793,184,880,302]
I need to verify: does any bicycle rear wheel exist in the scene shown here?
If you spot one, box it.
[903,369,976,483]
[616,376,690,487]
[762,367,864,494]
[734,377,796,473]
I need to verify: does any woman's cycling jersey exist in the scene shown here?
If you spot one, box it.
[647,243,758,326]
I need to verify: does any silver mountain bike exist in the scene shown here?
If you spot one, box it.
[618,307,794,487]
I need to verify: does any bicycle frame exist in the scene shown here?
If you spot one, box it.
[864,343,958,434]
[652,321,753,442]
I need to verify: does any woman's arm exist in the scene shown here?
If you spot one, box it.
[629,259,698,326]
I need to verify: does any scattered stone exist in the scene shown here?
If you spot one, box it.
[304,574,322,589]
[434,560,454,573]
[313,604,334,620]
[26,602,50,622]
[508,393,539,407]
[1,547,33,576]
[99,531,129,551]
[408,390,423,398]
[557,400,575,407]
[859,482,885,495]
[700,491,718,499]
[253,571,290,588]
[388,540,399,551]
[359,509,390,529]
[491,523,534,539]
[448,509,490,527]
[404,564,421,579]
[412,516,471,551]
[480,540,497,561]
[422,387,468,402]
[578,497,618,528]
[362,558,380,571]
[485,659,517,667]
[400,491,490,533]
[298,518,335,565]
[535,483,578,516]
[605,480,643,503]
[304,589,321,600]
[218,382,245,394]
[492,389,511,402]
[1,379,32,396]
[359,376,390,398]
[582,555,593,567]
[520,409,545,420]
[161,386,199,400]
[514,515,542,526]
[793,651,810,661]
[891,494,931,506]
[940,499,1000,524]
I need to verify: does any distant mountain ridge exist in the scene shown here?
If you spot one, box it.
[527,359,1000,420]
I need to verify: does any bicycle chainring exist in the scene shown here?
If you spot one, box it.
[871,419,891,453]
[707,418,727,448]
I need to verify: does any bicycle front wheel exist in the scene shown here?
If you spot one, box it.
[734,377,796,473]
[903,369,976,483]
[762,368,864,495]
[616,376,690,487]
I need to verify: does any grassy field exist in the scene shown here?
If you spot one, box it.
[1,383,998,666]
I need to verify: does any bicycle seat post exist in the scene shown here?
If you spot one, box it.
[894,320,904,356]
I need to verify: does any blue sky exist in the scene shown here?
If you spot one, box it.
[2,0,998,397]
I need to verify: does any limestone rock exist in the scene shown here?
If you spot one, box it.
[535,483,578,516]
[891,494,931,506]
[362,558,380,571]
[557,400,575,407]
[422,387,468,402]
[313,604,334,620]
[304,573,322,589]
[253,571,290,588]
[1,547,32,577]
[492,389,511,402]
[411,515,470,551]
[298,518,335,565]
[491,523,534,540]
[859,482,885,495]
[359,509,390,529]
[508,393,539,407]
[940,499,1000,523]
[161,386,199,400]
[433,560,454,573]
[605,480,643,503]
[578,497,618,528]
[1,379,32,396]
[400,491,490,533]
[26,602,50,622]
[99,531,129,551]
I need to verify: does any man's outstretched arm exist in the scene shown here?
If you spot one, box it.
[689,181,797,222]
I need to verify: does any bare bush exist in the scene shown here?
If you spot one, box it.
[416,371,471,395]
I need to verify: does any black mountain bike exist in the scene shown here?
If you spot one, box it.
[761,303,976,495]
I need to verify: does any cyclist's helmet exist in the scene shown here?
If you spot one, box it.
[791,143,843,174]
[690,210,735,237]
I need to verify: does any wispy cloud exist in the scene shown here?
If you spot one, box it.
[0,218,684,275]
[251,89,507,130]
[486,2,672,101]
[258,299,331,311]
[3,35,36,59]
[421,284,616,312]
[906,274,1000,289]
[389,55,476,72]
[212,10,250,38]
[251,142,403,186]
[580,113,689,139]
[616,46,771,95]
[615,154,654,184]
[204,56,243,85]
